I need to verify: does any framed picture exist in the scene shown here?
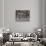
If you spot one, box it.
[16,10,30,21]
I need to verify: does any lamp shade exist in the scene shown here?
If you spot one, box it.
[37,28,41,31]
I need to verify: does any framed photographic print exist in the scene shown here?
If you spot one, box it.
[16,10,30,21]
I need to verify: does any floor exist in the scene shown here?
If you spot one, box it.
[2,44,44,46]
[2,42,44,46]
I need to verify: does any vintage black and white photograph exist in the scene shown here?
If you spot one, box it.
[0,0,46,46]
[16,10,30,21]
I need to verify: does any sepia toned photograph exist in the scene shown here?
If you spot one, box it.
[16,10,30,21]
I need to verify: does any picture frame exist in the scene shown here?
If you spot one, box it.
[16,10,30,22]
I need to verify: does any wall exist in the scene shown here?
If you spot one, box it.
[0,0,3,33]
[45,0,46,37]
[4,0,42,32]
[42,0,46,37]
[45,0,46,25]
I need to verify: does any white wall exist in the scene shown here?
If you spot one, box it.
[0,0,3,33]
[42,0,46,37]
[45,0,46,25]
[4,0,42,32]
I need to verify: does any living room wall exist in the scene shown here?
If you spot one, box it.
[4,0,42,32]
[42,0,46,37]
[0,0,3,33]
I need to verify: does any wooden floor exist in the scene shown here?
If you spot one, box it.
[2,44,44,46]
[2,42,44,46]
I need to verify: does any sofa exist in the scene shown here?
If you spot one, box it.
[9,32,37,42]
